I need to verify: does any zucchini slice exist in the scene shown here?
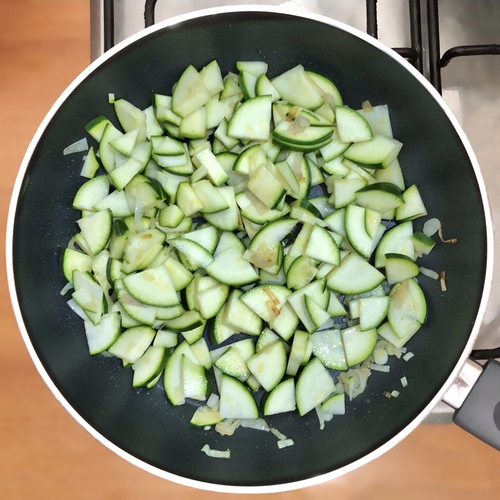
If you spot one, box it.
[296,358,336,416]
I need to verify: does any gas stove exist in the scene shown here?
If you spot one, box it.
[89,0,500,422]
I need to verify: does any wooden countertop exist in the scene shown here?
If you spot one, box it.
[0,1,498,498]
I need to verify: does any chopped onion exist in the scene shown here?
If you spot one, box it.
[201,444,230,459]
[289,114,310,135]
[403,352,414,362]
[376,339,403,358]
[440,271,447,292]
[66,298,88,321]
[391,390,400,398]
[338,367,371,400]
[315,406,326,430]
[60,281,73,296]
[206,393,219,409]
[373,347,389,365]
[348,376,354,400]
[108,93,116,104]
[419,266,439,280]
[383,391,392,398]
[368,363,390,373]
[334,382,345,394]
[277,439,295,449]
[438,226,458,244]
[269,426,287,441]
[63,138,88,155]
[423,217,441,237]
[361,100,374,111]
[240,418,270,432]
[400,376,408,388]
[215,418,240,436]
[316,403,337,430]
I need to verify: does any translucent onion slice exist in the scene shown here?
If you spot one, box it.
[423,217,441,237]
[63,138,88,155]
[200,444,230,459]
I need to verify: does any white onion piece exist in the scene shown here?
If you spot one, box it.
[361,100,374,111]
[423,217,441,237]
[338,367,371,400]
[368,363,390,373]
[200,444,230,459]
[206,393,219,409]
[440,271,447,292]
[230,417,289,441]
[334,382,345,394]
[403,352,414,361]
[419,266,439,280]
[60,282,73,296]
[401,376,408,388]
[373,347,389,365]
[277,438,295,449]
[438,227,458,244]
[66,298,88,321]
[376,339,403,358]
[240,419,270,432]
[215,418,240,436]
[63,138,88,155]
[289,114,310,135]
[391,390,400,398]
[269,427,287,441]
[315,406,326,430]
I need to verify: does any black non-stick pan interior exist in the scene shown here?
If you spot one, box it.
[11,11,488,487]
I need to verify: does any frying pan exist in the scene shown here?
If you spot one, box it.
[6,5,495,494]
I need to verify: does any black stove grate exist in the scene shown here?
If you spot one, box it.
[102,0,500,96]
[103,0,500,359]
